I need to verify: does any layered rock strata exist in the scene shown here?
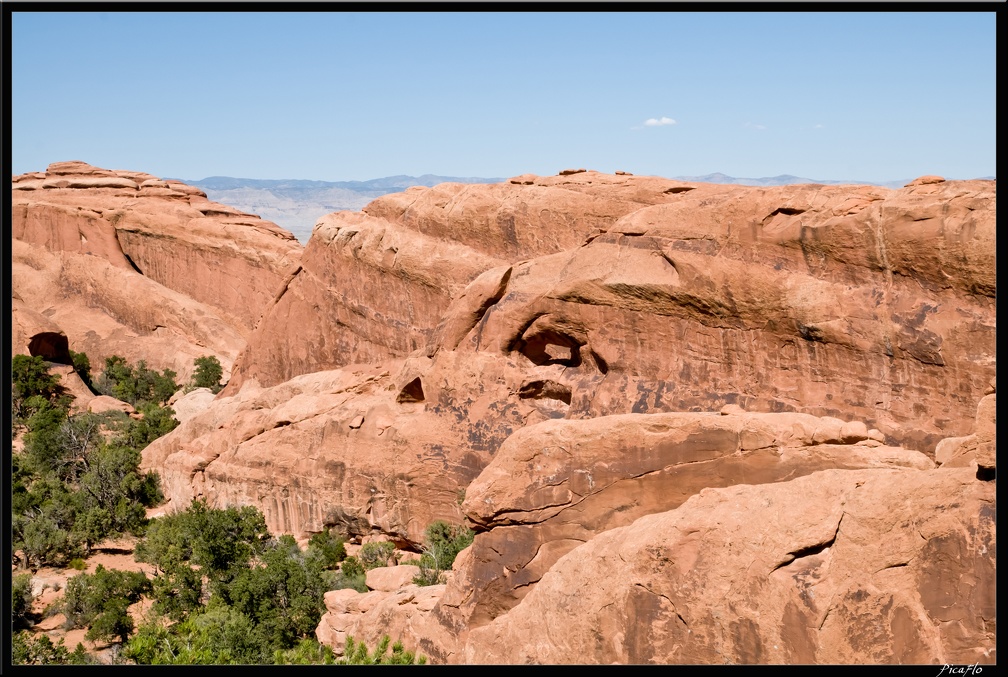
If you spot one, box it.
[226,174,996,455]
[12,238,244,382]
[225,172,706,391]
[13,161,302,337]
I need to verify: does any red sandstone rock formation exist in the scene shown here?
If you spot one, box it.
[453,411,932,629]
[12,238,245,382]
[14,164,994,664]
[224,171,702,392]
[13,161,302,338]
[463,465,995,664]
[226,174,995,456]
[11,162,303,382]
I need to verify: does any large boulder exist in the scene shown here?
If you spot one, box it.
[464,466,995,664]
[452,411,932,629]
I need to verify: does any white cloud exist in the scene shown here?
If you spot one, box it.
[643,116,677,127]
[744,122,767,130]
[813,123,825,129]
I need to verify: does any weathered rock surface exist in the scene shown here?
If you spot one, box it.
[11,238,244,382]
[223,212,505,393]
[939,379,996,475]
[315,583,446,657]
[227,175,995,457]
[166,387,218,425]
[13,161,302,336]
[452,411,932,629]
[464,466,995,664]
[87,395,137,416]
[456,178,995,454]
[365,565,422,592]
[225,172,705,391]
[143,359,499,544]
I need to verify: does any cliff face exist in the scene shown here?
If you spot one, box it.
[14,165,994,664]
[11,162,303,382]
[228,172,995,453]
[13,161,302,338]
[223,172,702,392]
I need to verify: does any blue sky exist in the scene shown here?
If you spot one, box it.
[10,10,996,183]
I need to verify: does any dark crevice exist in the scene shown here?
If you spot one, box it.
[591,350,609,375]
[770,517,841,574]
[28,332,71,364]
[504,312,549,354]
[397,377,425,403]
[659,250,679,273]
[796,322,825,343]
[976,466,995,481]
[664,186,695,194]
[764,207,806,221]
[514,329,584,368]
[122,251,144,276]
[518,379,572,405]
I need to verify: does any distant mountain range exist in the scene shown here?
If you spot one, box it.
[177,172,993,244]
[175,174,504,243]
[672,173,909,189]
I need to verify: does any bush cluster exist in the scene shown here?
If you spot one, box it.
[413,520,474,586]
[61,565,152,643]
[11,632,93,665]
[125,501,353,664]
[359,540,396,569]
[339,635,426,664]
[11,353,168,568]
[94,355,178,408]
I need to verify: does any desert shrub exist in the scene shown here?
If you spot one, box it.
[150,560,205,621]
[273,637,337,664]
[61,564,151,633]
[125,605,266,664]
[413,520,474,586]
[12,573,35,629]
[69,349,94,390]
[340,555,364,579]
[12,354,62,420]
[216,535,329,649]
[22,401,70,474]
[192,355,224,393]
[86,597,135,644]
[132,502,342,662]
[17,501,82,568]
[329,555,368,592]
[11,632,92,665]
[338,635,426,665]
[69,558,87,570]
[116,403,179,451]
[96,355,177,408]
[359,540,396,570]
[306,528,346,570]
